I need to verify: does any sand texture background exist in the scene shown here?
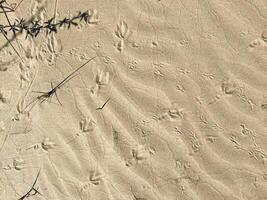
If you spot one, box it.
[1,0,267,199]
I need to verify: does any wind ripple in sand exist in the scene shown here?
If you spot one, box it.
[1,1,267,200]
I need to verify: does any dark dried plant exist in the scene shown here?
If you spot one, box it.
[0,10,94,39]
[0,0,95,60]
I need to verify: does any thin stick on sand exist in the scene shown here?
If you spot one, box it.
[18,168,42,200]
[24,56,97,111]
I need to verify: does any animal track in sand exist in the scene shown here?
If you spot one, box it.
[0,89,11,104]
[221,79,257,111]
[240,124,255,138]
[125,144,155,167]
[41,137,56,151]
[26,137,56,152]
[176,83,185,93]
[155,102,185,122]
[221,79,240,95]
[248,38,262,50]
[87,9,100,25]
[248,28,267,51]
[128,60,138,72]
[175,160,201,184]
[132,145,155,162]
[90,69,110,96]
[13,158,25,170]
[2,158,25,171]
[261,28,267,43]
[13,98,31,121]
[66,116,96,146]
[0,59,14,71]
[89,170,105,185]
[81,170,105,191]
[0,121,5,132]
[115,20,131,52]
[80,116,95,132]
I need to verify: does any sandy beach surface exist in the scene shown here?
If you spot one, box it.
[1,0,267,199]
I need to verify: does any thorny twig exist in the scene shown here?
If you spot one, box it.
[0,0,45,53]
[0,0,95,60]
[0,10,95,39]
[18,168,42,200]
[0,27,22,59]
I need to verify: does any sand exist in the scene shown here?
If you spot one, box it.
[1,0,267,199]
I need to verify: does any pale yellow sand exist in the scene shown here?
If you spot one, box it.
[1,0,267,199]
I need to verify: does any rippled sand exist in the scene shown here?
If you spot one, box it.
[1,0,267,199]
